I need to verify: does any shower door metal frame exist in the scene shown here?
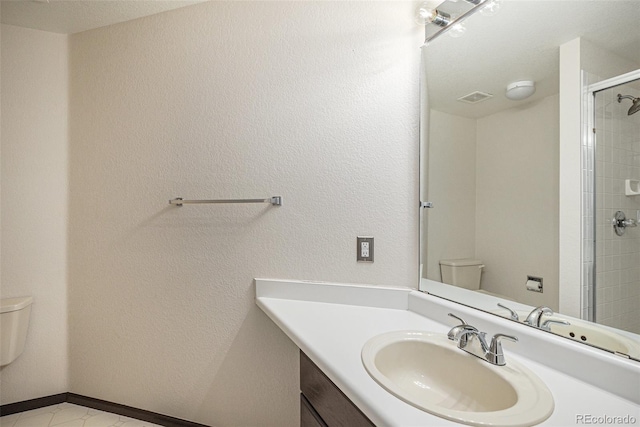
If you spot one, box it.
[584,68,640,323]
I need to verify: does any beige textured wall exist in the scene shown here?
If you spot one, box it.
[476,94,559,309]
[581,38,640,83]
[425,110,477,281]
[0,24,69,404]
[68,2,420,425]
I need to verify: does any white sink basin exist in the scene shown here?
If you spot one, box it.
[492,309,640,359]
[361,331,554,426]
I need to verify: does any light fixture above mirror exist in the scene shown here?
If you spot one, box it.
[416,0,501,44]
[415,2,452,27]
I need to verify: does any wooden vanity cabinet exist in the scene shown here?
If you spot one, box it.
[299,351,375,427]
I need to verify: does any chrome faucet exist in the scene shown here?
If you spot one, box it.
[447,313,518,366]
[524,306,570,331]
[446,313,475,346]
[524,306,553,327]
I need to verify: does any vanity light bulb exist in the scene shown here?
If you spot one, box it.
[415,4,437,25]
[415,2,451,27]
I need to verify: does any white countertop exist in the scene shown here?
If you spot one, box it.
[256,278,640,426]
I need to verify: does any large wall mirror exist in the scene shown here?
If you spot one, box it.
[419,0,640,360]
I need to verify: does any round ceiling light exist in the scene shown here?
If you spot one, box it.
[505,80,536,101]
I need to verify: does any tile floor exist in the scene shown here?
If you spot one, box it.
[0,403,163,427]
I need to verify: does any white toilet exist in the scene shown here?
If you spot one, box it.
[1,296,33,366]
[439,259,485,290]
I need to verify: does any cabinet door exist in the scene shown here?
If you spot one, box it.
[301,393,328,427]
[300,351,374,427]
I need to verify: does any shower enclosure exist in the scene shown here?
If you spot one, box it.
[585,69,640,335]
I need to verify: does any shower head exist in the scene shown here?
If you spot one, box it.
[617,94,640,115]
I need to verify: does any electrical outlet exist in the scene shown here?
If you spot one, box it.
[357,237,374,262]
[361,242,370,258]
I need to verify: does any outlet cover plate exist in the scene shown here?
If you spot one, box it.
[357,237,374,262]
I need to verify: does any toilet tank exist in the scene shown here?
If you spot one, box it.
[1,296,33,366]
[439,259,484,290]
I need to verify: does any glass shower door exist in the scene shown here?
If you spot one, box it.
[593,78,640,335]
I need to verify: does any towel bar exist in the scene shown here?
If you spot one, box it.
[169,196,282,206]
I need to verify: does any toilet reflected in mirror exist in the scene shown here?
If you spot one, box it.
[440,259,512,300]
[439,259,484,290]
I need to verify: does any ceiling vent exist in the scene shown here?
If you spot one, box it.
[457,91,493,104]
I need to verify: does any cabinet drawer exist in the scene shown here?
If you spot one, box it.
[300,351,374,427]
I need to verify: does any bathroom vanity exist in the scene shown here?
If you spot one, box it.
[300,351,373,427]
[256,279,640,426]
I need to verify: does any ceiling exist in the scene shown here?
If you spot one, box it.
[425,0,640,118]
[0,0,207,34]
[2,0,638,116]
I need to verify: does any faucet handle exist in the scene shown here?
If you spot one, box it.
[447,313,467,325]
[487,333,518,366]
[497,303,519,321]
[540,318,570,332]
